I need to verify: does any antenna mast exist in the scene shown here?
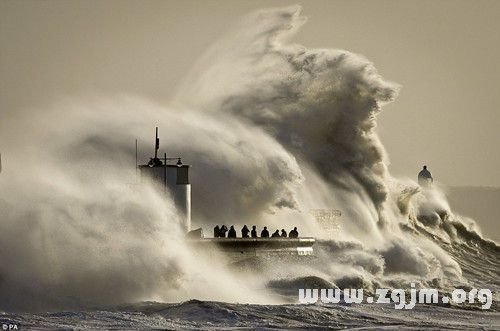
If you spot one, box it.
[154,127,159,160]
[135,139,138,183]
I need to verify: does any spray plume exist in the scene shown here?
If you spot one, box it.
[0,6,496,312]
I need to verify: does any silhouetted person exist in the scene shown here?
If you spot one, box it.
[251,225,257,238]
[289,227,298,238]
[281,229,287,238]
[214,225,220,238]
[261,226,269,238]
[241,225,250,238]
[271,230,280,238]
[220,225,228,238]
[228,225,237,238]
[418,165,433,187]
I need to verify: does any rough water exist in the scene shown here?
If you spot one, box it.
[1,300,499,330]
[0,6,499,329]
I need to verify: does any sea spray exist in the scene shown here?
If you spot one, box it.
[0,6,498,312]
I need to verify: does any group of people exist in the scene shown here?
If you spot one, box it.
[213,225,299,239]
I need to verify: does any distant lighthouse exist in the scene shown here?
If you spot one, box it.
[138,127,191,232]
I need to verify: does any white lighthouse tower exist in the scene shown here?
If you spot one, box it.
[138,128,191,232]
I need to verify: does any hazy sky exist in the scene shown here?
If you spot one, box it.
[1,0,499,186]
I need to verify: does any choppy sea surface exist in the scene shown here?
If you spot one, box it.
[2,299,499,330]
[2,233,499,330]
[2,216,500,330]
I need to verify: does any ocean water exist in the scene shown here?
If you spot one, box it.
[0,5,499,330]
[2,225,498,329]
[2,299,499,330]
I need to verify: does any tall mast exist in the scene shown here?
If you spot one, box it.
[154,127,159,160]
[135,139,138,182]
